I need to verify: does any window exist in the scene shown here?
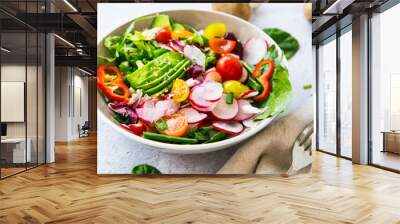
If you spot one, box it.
[339,28,352,158]
[317,37,337,154]
[370,3,400,171]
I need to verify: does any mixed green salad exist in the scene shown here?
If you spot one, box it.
[98,14,292,144]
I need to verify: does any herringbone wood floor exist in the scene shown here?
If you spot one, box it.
[1,135,400,224]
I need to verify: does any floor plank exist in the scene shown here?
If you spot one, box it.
[0,135,400,224]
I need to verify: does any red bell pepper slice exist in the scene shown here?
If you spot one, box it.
[252,59,275,102]
[121,123,145,136]
[97,64,130,102]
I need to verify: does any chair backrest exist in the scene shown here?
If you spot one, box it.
[82,121,90,129]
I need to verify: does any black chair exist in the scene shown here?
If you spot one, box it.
[78,121,90,138]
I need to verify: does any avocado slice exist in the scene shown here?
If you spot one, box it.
[172,23,185,31]
[151,14,172,30]
[145,59,190,96]
[126,52,183,88]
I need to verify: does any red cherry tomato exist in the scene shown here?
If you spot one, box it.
[209,38,236,54]
[216,54,243,81]
[155,28,172,44]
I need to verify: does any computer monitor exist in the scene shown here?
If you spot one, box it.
[1,123,7,137]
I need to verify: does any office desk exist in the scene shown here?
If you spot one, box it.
[382,131,400,154]
[1,138,31,163]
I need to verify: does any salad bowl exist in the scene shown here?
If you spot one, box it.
[97,9,289,154]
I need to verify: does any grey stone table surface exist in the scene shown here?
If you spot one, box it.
[97,3,313,174]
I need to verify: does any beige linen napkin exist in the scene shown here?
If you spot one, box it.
[218,98,314,175]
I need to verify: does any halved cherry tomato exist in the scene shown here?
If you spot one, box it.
[97,64,130,102]
[252,59,275,101]
[162,114,188,137]
[171,79,190,103]
[171,30,193,40]
[155,28,172,44]
[209,38,236,54]
[216,54,243,82]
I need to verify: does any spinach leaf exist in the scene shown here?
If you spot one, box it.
[112,114,130,125]
[264,28,299,60]
[205,132,226,143]
[187,126,223,143]
[254,65,292,120]
[131,164,161,175]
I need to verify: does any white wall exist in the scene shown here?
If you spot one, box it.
[1,64,46,164]
[54,67,89,141]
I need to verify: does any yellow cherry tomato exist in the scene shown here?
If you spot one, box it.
[171,30,193,40]
[163,113,188,137]
[171,79,190,103]
[222,80,250,98]
[204,23,226,40]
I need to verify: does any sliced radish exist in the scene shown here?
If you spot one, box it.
[189,86,215,108]
[179,107,208,123]
[196,81,223,102]
[241,104,261,114]
[243,38,268,65]
[186,78,201,88]
[234,112,253,121]
[136,103,164,125]
[239,66,249,83]
[212,121,244,135]
[242,118,257,128]
[184,45,206,68]
[240,90,259,99]
[192,103,215,112]
[234,99,255,121]
[156,99,179,116]
[211,94,239,120]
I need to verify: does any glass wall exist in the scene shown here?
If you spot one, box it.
[0,1,46,179]
[339,28,352,158]
[317,36,337,154]
[370,3,400,171]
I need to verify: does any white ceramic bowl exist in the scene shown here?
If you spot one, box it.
[98,9,288,154]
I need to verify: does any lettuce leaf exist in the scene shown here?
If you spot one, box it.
[254,65,292,120]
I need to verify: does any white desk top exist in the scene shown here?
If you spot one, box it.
[1,138,28,143]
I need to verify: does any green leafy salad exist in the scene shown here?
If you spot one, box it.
[98,14,293,144]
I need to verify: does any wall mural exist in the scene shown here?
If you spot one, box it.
[97,3,314,175]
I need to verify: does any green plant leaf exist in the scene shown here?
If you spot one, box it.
[255,65,292,120]
[264,28,299,60]
[131,164,161,175]
[303,83,312,89]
